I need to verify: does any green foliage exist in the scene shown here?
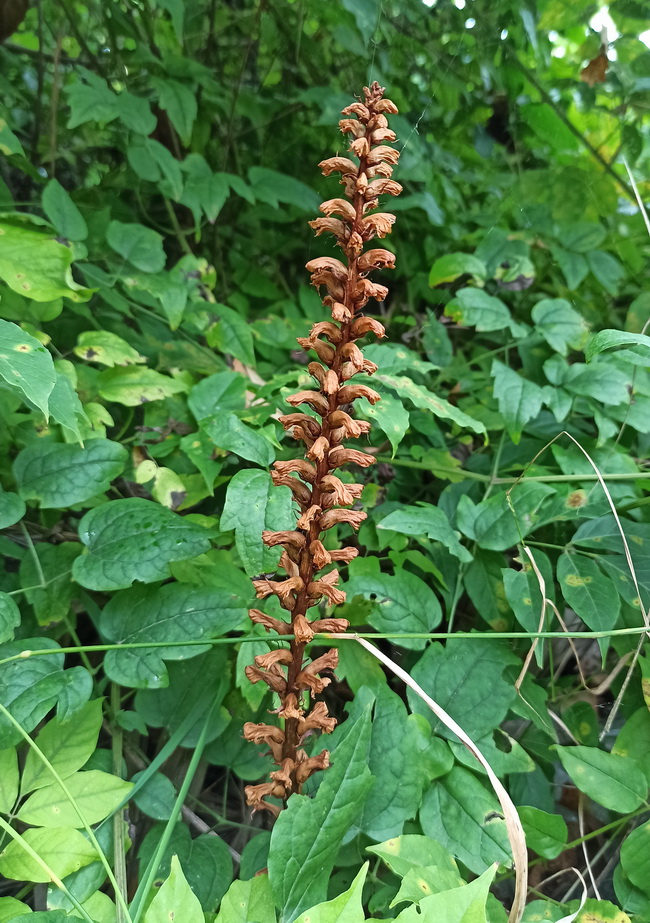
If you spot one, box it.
[1,0,649,919]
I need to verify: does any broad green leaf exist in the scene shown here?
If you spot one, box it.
[66,78,118,128]
[420,767,511,873]
[0,826,98,882]
[345,570,442,650]
[101,582,248,688]
[216,875,276,923]
[293,864,368,923]
[0,638,69,745]
[412,863,497,923]
[0,118,25,157]
[0,748,19,812]
[106,220,166,272]
[359,388,410,454]
[491,360,544,443]
[377,503,472,562]
[73,498,213,591]
[13,439,127,508]
[221,469,294,576]
[531,299,589,356]
[144,854,204,923]
[97,366,187,406]
[47,369,87,441]
[207,303,255,366]
[154,0,185,41]
[19,542,81,626]
[375,373,486,437]
[131,770,177,820]
[391,865,465,906]
[563,362,631,405]
[0,593,20,644]
[409,640,517,740]
[557,553,621,637]
[522,103,579,151]
[205,411,275,466]
[466,483,555,552]
[127,137,184,198]
[585,329,650,361]
[268,710,373,923]
[180,155,230,224]
[551,246,589,290]
[445,288,513,332]
[429,253,487,287]
[17,769,133,827]
[0,896,31,920]
[116,92,157,135]
[0,319,56,415]
[248,166,320,211]
[554,745,647,813]
[155,79,197,145]
[368,834,459,879]
[0,487,25,528]
[42,180,88,241]
[21,698,104,793]
[612,708,650,785]
[0,216,91,302]
[464,549,512,630]
[188,370,247,421]
[557,222,606,252]
[74,330,145,367]
[185,833,233,911]
[519,806,568,859]
[620,821,650,895]
[587,250,625,295]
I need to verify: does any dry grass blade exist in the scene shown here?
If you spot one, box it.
[345,634,528,923]
[539,868,588,923]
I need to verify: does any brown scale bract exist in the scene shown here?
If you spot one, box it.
[244,81,400,818]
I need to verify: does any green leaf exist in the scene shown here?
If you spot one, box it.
[519,806,568,859]
[0,826,98,882]
[554,745,647,813]
[13,439,127,508]
[557,553,621,637]
[73,498,213,591]
[612,707,650,785]
[412,864,497,923]
[115,91,157,135]
[0,318,56,415]
[47,369,87,442]
[294,864,368,923]
[360,389,410,454]
[557,223,607,252]
[391,864,465,906]
[97,366,187,406]
[0,487,25,528]
[563,362,631,405]
[0,216,92,302]
[155,80,197,145]
[74,330,145,367]
[585,329,650,361]
[587,250,626,294]
[345,570,442,650]
[409,639,517,740]
[188,370,247,421]
[377,504,471,562]
[620,821,650,895]
[17,769,133,827]
[207,303,256,365]
[216,875,276,923]
[531,299,589,356]
[0,639,69,745]
[221,469,294,576]
[0,117,25,157]
[144,855,204,923]
[0,593,20,645]
[464,550,512,630]
[429,253,487,287]
[420,767,511,873]
[0,896,31,920]
[445,288,513,333]
[42,180,88,241]
[268,710,373,923]
[522,103,579,151]
[368,834,459,879]
[106,220,166,273]
[66,78,118,128]
[185,834,233,910]
[464,483,555,552]
[19,542,81,626]
[551,246,589,290]
[0,748,19,813]
[180,155,230,224]
[205,411,275,467]
[130,770,177,821]
[21,698,103,794]
[154,0,185,42]
[101,582,248,688]
[248,167,320,211]
[491,360,544,443]
[375,373,486,437]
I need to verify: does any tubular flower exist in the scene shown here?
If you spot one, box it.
[244,81,400,816]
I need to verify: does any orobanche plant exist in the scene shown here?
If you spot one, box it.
[243,82,401,815]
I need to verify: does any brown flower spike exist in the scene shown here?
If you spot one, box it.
[244,82,400,817]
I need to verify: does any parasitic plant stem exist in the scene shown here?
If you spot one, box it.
[243,82,401,817]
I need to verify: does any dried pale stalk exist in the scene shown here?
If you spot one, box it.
[243,83,401,816]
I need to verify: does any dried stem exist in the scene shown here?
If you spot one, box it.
[244,82,401,816]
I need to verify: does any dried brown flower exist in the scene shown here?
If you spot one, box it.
[244,81,400,816]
